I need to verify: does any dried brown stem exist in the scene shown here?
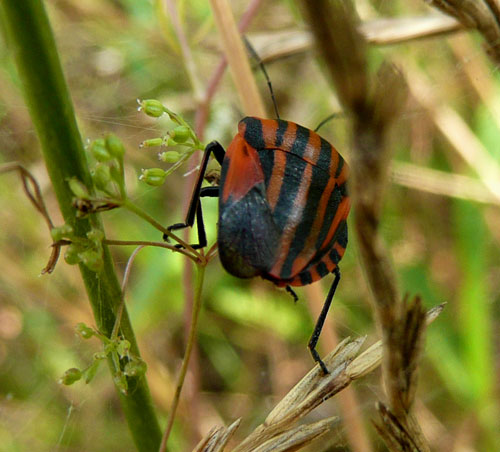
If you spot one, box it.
[391,161,500,205]
[305,284,372,452]
[247,14,462,63]
[208,0,265,117]
[425,0,500,64]
[194,0,264,139]
[193,304,444,452]
[0,163,60,274]
[299,2,433,451]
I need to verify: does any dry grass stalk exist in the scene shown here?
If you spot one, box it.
[208,0,265,117]
[448,34,500,132]
[233,336,364,452]
[359,14,462,45]
[194,304,444,452]
[373,403,423,452]
[193,419,241,452]
[249,417,338,452]
[248,14,462,64]
[391,161,500,205]
[406,69,500,202]
[299,1,433,451]
[305,283,373,452]
[425,0,500,65]
[373,296,431,452]
[346,303,444,381]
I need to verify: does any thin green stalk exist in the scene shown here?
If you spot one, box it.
[0,1,161,451]
[122,198,201,259]
[159,264,206,452]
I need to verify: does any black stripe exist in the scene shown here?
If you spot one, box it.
[335,219,348,248]
[308,218,348,270]
[329,247,341,264]
[275,120,289,147]
[259,149,275,188]
[241,117,265,150]
[317,137,333,173]
[335,156,344,178]
[260,120,288,186]
[338,181,348,197]
[271,127,310,232]
[288,124,310,159]
[316,261,330,278]
[299,271,313,285]
[279,163,330,278]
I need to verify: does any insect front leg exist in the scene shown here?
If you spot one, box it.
[308,267,341,374]
[166,141,225,249]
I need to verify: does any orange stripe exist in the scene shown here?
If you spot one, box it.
[335,160,349,184]
[333,241,346,259]
[269,162,313,278]
[261,119,279,147]
[266,121,297,210]
[280,121,298,150]
[328,144,341,177]
[266,150,287,210]
[302,131,322,165]
[289,175,337,275]
[319,197,351,251]
[308,267,320,282]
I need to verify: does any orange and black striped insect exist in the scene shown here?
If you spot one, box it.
[169,52,350,374]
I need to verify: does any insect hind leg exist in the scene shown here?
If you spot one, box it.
[308,267,341,374]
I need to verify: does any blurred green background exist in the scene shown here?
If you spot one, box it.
[0,0,499,451]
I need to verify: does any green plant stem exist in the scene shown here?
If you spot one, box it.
[122,198,200,259]
[0,1,161,451]
[159,265,206,452]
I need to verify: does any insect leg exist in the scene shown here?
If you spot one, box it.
[285,285,299,302]
[189,187,220,249]
[166,141,225,247]
[308,267,341,374]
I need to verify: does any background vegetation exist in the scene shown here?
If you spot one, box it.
[0,0,499,451]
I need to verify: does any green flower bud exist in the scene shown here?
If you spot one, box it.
[87,229,104,244]
[109,165,123,186]
[84,360,101,384]
[140,99,164,118]
[159,150,181,163]
[124,359,147,377]
[140,138,164,148]
[51,224,73,242]
[117,339,131,358]
[68,178,90,200]
[114,371,128,395]
[93,351,107,361]
[76,322,95,339]
[59,368,82,385]
[169,125,191,143]
[64,244,83,265]
[90,139,112,162]
[80,249,103,272]
[140,168,166,186]
[91,164,111,191]
[105,134,125,158]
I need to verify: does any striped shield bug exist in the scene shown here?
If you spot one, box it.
[169,51,350,374]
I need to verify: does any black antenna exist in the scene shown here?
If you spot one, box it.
[243,36,280,120]
[314,112,345,132]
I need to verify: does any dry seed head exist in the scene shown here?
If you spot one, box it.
[251,417,338,452]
